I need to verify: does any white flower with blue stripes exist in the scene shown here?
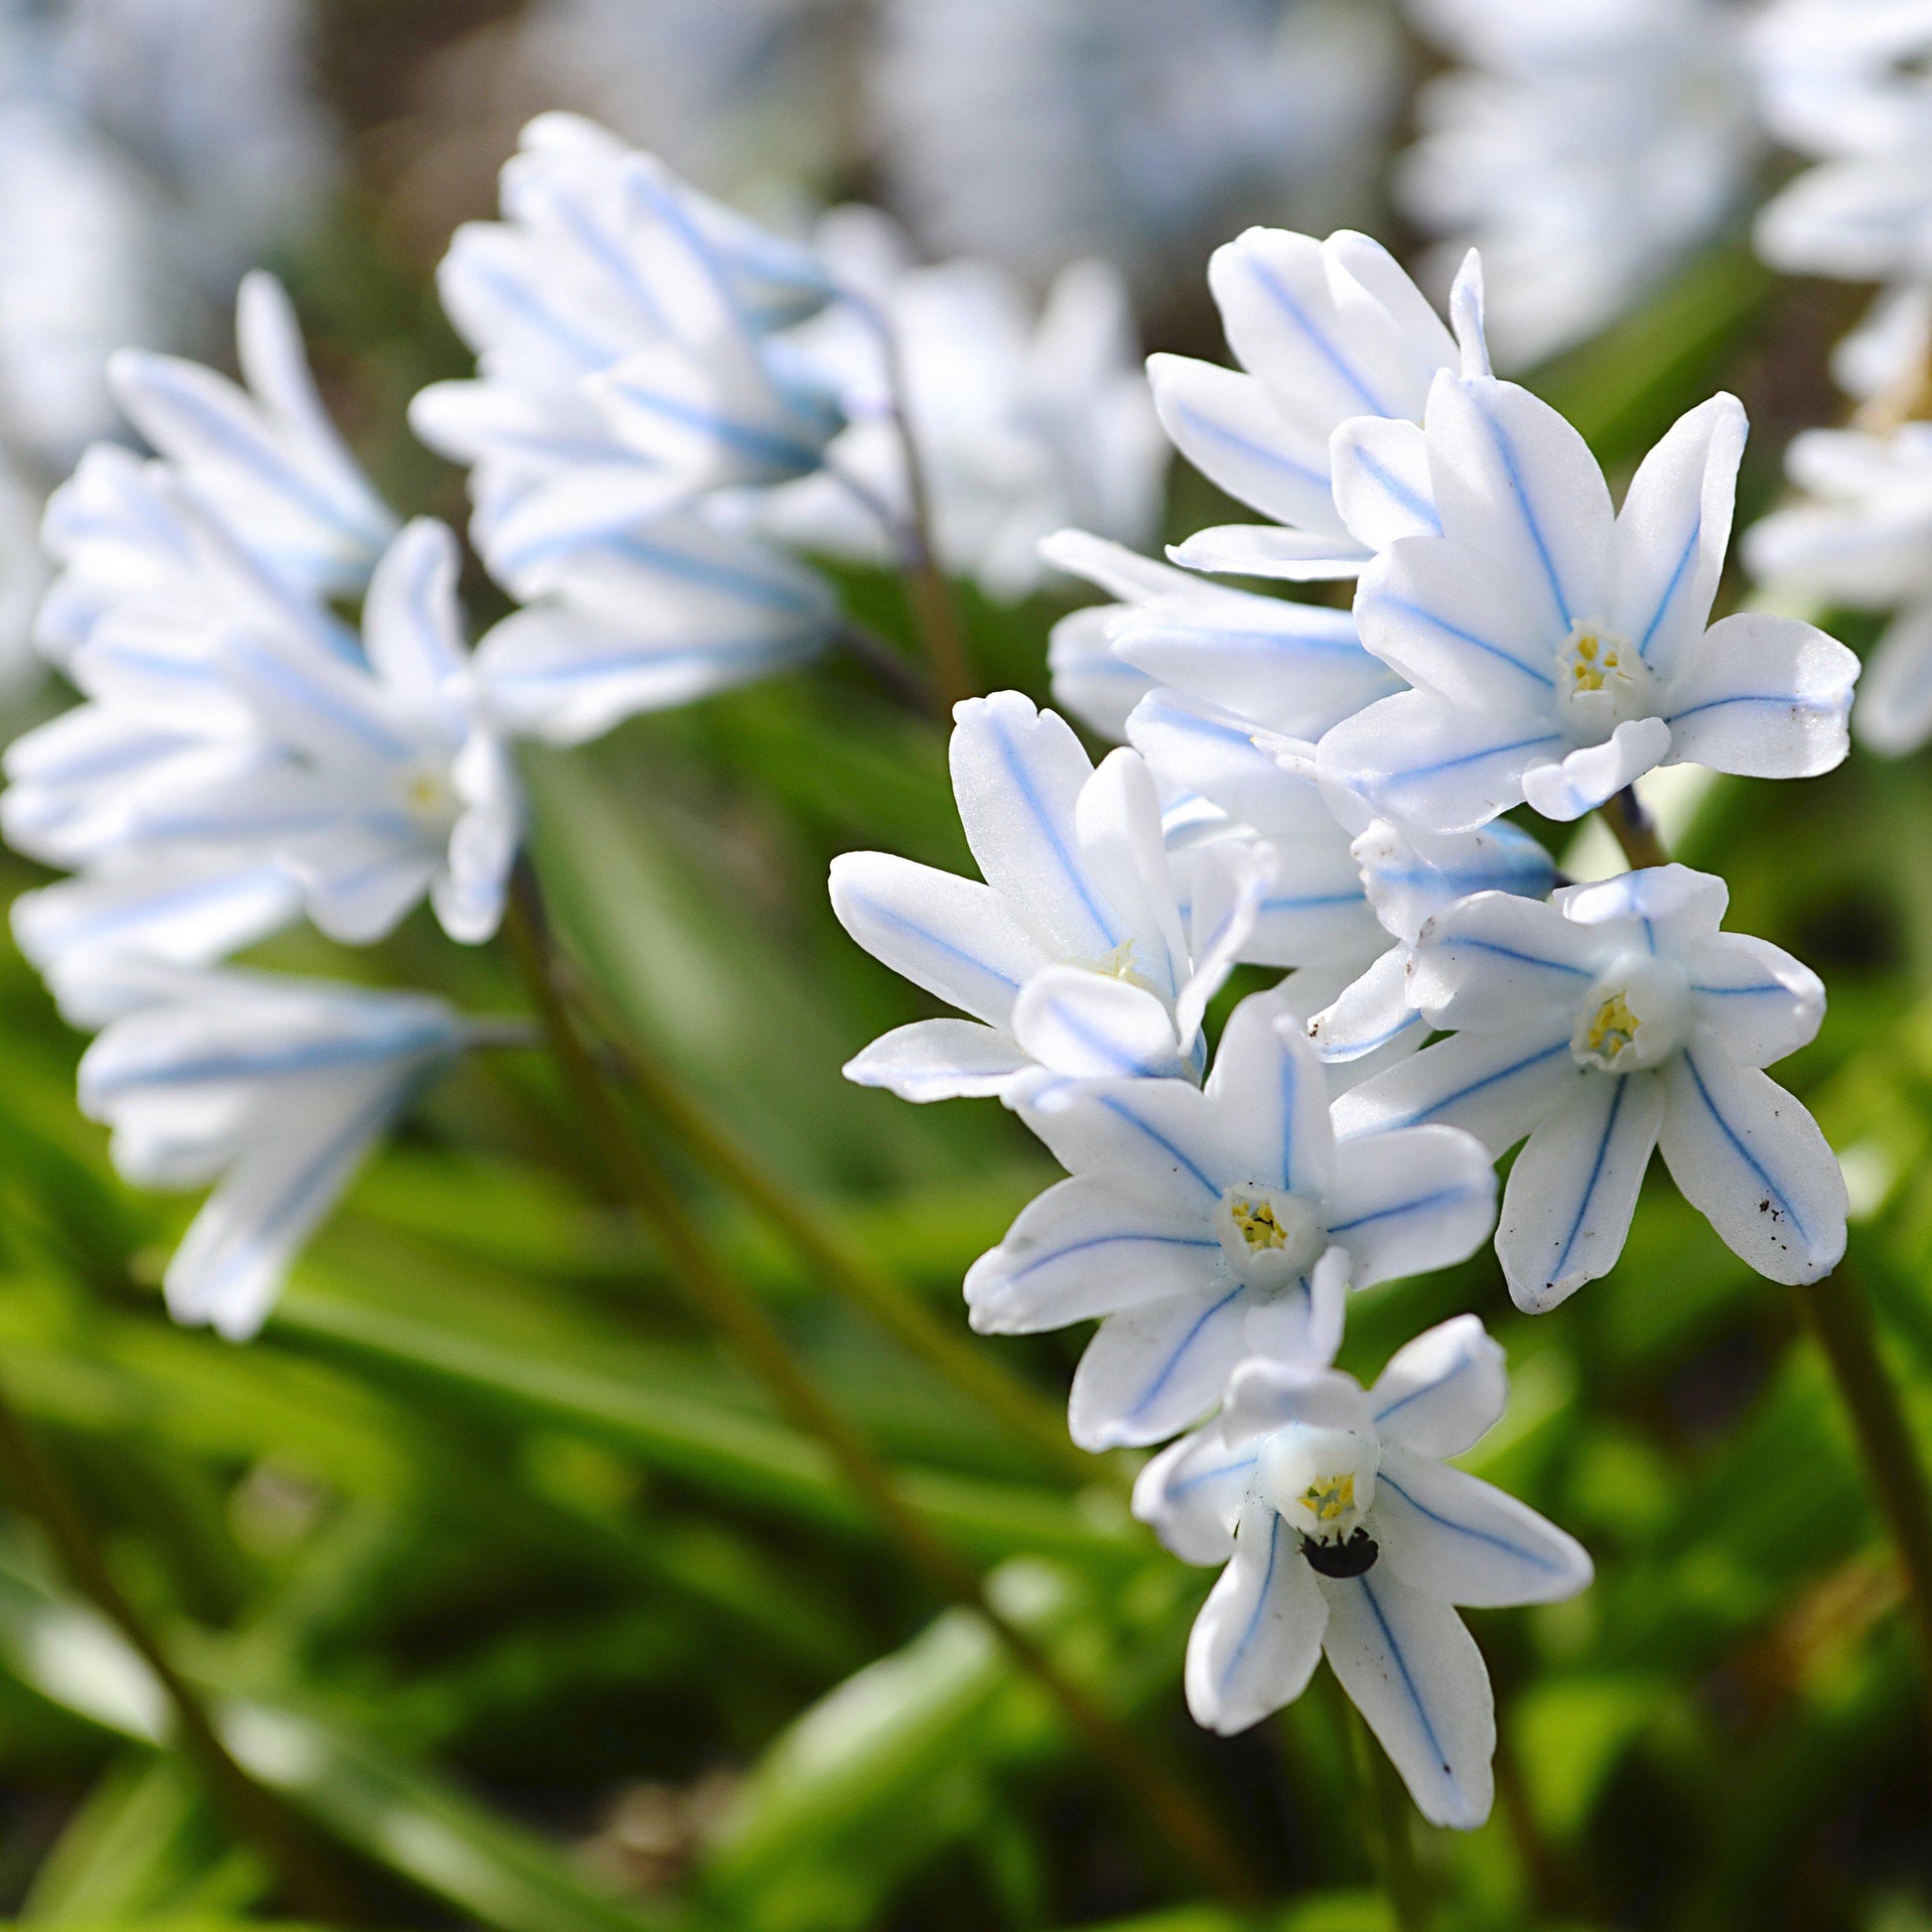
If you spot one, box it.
[830,690,1265,1102]
[109,273,398,602]
[1305,814,1559,1065]
[65,961,475,1341]
[1316,379,1861,830]
[1332,865,1848,1310]
[471,508,837,748]
[967,986,1497,1450]
[410,112,838,592]
[1134,1315,1591,1827]
[1149,227,1489,584]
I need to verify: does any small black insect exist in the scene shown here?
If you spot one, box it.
[1301,1528,1379,1579]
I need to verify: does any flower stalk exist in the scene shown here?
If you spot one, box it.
[503,862,1258,1906]
[0,1378,349,1917]
[566,972,1102,1489]
[1793,1260,1932,1749]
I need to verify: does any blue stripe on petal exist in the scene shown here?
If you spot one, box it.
[1222,1512,1284,1693]
[1005,1231,1221,1282]
[1366,593,1554,690]
[1244,256,1391,417]
[1676,1050,1813,1244]
[1171,402,1330,491]
[1327,1182,1482,1236]
[1355,1574,1451,1773]
[1475,397,1572,631]
[1637,517,1700,658]
[843,890,1025,1006]
[1376,1472,1566,1574]
[987,709,1120,949]
[1379,1037,1572,1131]
[1127,1284,1247,1424]
[1548,1077,1627,1283]
[1094,1093,1222,1196]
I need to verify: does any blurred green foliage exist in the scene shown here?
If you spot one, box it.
[0,120,1926,1932]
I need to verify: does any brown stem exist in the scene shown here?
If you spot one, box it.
[0,1380,350,1917]
[561,971,1100,1489]
[1599,787,1670,870]
[503,863,1258,1905]
[1794,1265,1932,1759]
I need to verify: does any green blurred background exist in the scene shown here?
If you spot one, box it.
[0,4,1928,1929]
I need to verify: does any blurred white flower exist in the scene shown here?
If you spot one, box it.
[64,961,474,1340]
[1333,865,1848,1307]
[871,0,1397,295]
[762,208,1166,602]
[1399,0,1759,369]
[1135,1317,1591,1824]
[411,113,835,588]
[1746,423,1932,753]
[968,985,1495,1449]
[1317,380,1858,827]
[830,690,1265,1101]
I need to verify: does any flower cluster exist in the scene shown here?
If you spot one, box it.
[3,113,1173,1348]
[835,225,1858,1824]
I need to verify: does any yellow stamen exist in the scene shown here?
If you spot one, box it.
[1303,1471,1355,1524]
[1585,990,1639,1060]
[1229,1195,1288,1250]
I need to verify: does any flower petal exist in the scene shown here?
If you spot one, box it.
[1658,1052,1848,1284]
[1325,1125,1497,1290]
[1374,1446,1593,1607]
[1406,889,1601,1030]
[1520,716,1674,822]
[1184,1505,1329,1734]
[1354,533,1558,716]
[965,1174,1223,1334]
[1331,415,1442,552]
[949,692,1121,960]
[1308,946,1428,1063]
[1011,967,1190,1081]
[1367,1314,1507,1460]
[1663,613,1858,779]
[1069,1280,1255,1449]
[1424,374,1613,640]
[1134,1428,1256,1566]
[1169,523,1371,582]
[841,1019,1030,1102]
[1318,1571,1495,1831]
[1204,990,1337,1197]
[1606,393,1746,681]
[1316,689,1564,834]
[1009,1065,1236,1201]
[1331,1026,1578,1159]
[1686,933,1825,1068]
[829,852,1045,1029]
[1148,354,1343,535]
[1498,1069,1665,1312]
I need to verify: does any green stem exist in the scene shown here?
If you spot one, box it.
[1794,1264,1932,1742]
[562,970,1101,1489]
[504,864,1259,1906]
[1599,787,1670,870]
[1349,1707,1433,1932]
[0,1379,350,1918]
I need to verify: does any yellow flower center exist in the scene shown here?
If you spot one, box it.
[1302,1471,1356,1524]
[1584,990,1640,1062]
[1229,1194,1288,1250]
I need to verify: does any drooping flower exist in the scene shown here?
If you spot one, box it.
[968,986,1496,1449]
[1134,1315,1591,1827]
[409,112,838,587]
[1332,866,1848,1309]
[1148,226,1490,582]
[761,209,1167,603]
[1398,0,1759,368]
[869,0,1398,297]
[1744,423,1932,755]
[61,960,474,1340]
[1317,380,1860,828]
[830,691,1264,1101]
